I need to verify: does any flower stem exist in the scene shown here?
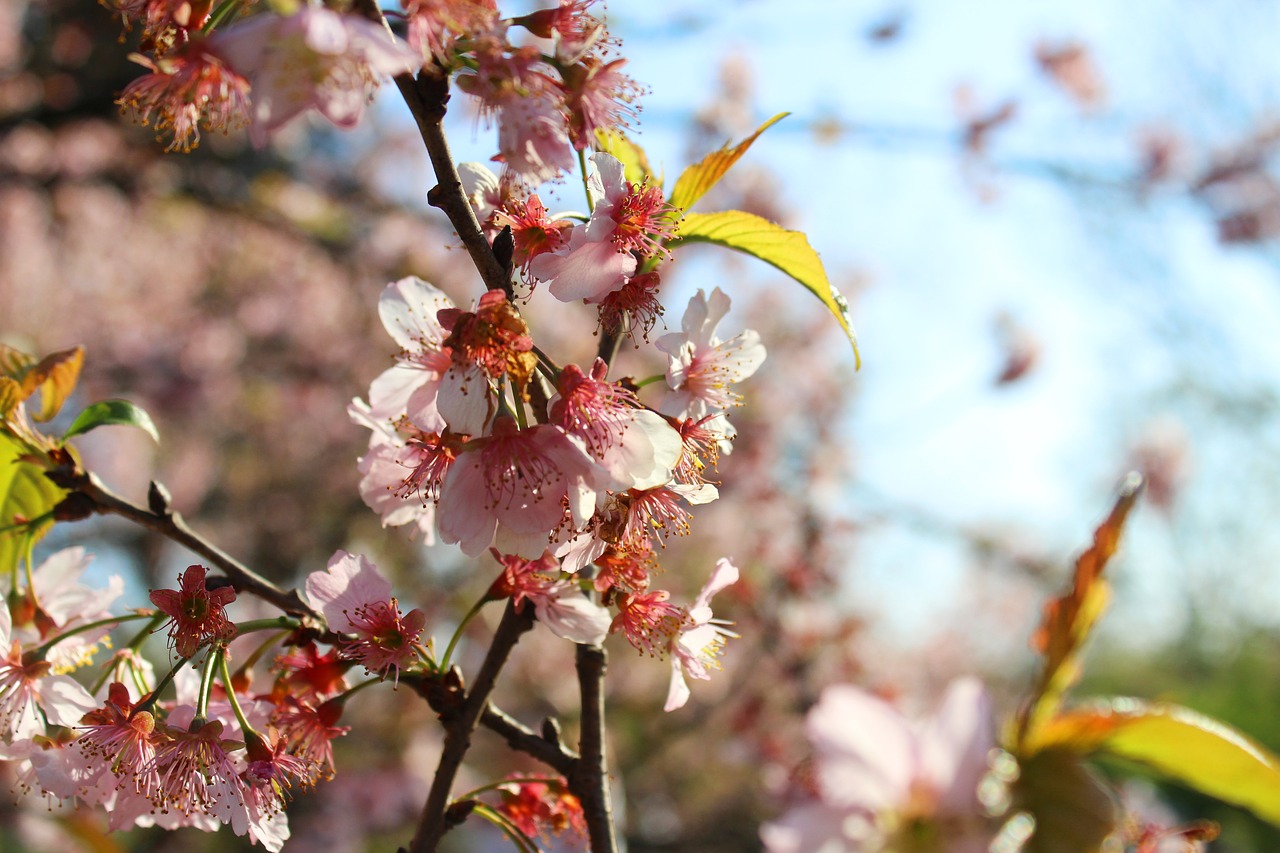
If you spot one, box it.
[578,148,595,214]
[218,645,262,740]
[27,612,155,662]
[439,596,489,676]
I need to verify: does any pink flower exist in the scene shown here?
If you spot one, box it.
[364,275,457,433]
[760,678,995,853]
[656,287,766,425]
[66,683,164,808]
[550,359,681,491]
[402,0,499,64]
[0,598,98,753]
[488,551,611,645]
[149,564,238,659]
[212,6,421,147]
[528,153,677,302]
[305,551,426,682]
[561,56,645,150]
[664,558,738,712]
[493,87,576,184]
[117,39,252,152]
[2,546,124,673]
[437,418,611,557]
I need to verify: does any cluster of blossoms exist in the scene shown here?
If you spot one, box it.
[0,548,457,849]
[110,0,644,162]
[350,262,763,709]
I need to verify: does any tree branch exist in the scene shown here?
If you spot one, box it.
[51,471,320,623]
[408,600,536,852]
[569,643,618,853]
[480,704,578,776]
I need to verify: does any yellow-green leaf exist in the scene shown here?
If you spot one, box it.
[1027,699,1280,828]
[669,210,860,366]
[0,344,35,381]
[0,432,65,575]
[594,128,654,186]
[668,112,788,213]
[22,346,84,422]
[0,377,20,419]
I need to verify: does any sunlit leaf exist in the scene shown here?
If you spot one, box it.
[0,377,20,419]
[668,112,788,213]
[21,346,84,422]
[0,344,35,381]
[1019,473,1143,741]
[1009,749,1117,853]
[0,432,65,575]
[64,399,160,443]
[1027,699,1280,828]
[669,210,860,365]
[595,128,654,186]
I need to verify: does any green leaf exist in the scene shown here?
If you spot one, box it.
[0,432,65,575]
[594,128,654,186]
[669,113,788,213]
[64,399,160,443]
[1027,699,1280,828]
[1008,748,1118,853]
[669,210,860,366]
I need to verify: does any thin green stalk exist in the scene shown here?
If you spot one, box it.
[578,148,595,213]
[218,646,262,740]
[28,612,154,662]
[132,657,189,719]
[457,777,564,800]
[633,374,667,389]
[202,0,242,32]
[192,646,220,726]
[471,802,540,853]
[440,596,490,672]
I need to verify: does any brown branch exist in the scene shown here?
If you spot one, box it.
[569,644,618,853]
[52,471,320,623]
[408,600,536,853]
[351,0,507,295]
[480,704,578,776]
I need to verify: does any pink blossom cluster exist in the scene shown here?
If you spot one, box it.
[406,0,645,183]
[351,271,764,709]
[113,3,422,151]
[0,547,450,848]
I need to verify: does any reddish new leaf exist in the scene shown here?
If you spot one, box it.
[1019,473,1143,744]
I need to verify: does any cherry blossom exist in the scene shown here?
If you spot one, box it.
[212,6,422,147]
[305,551,426,681]
[664,557,739,712]
[0,591,98,754]
[488,550,611,645]
[437,418,612,557]
[149,564,238,659]
[656,287,766,428]
[117,40,251,152]
[550,359,682,491]
[528,152,677,303]
[760,678,995,853]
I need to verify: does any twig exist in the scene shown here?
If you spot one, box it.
[480,704,578,776]
[569,644,618,853]
[408,600,536,852]
[52,471,320,623]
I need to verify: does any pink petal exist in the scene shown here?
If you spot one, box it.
[807,685,917,812]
